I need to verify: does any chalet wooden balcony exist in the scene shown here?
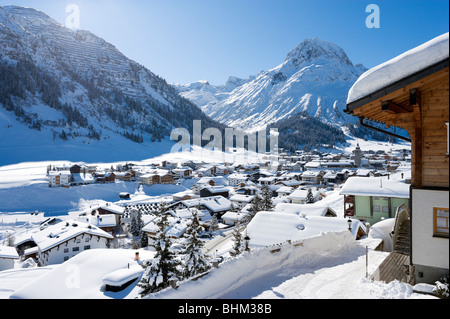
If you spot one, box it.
[344,207,354,217]
[344,195,355,204]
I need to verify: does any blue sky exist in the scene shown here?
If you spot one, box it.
[1,0,448,85]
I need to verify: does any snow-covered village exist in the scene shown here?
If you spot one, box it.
[0,1,448,305]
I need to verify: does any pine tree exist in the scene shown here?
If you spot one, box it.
[229,224,242,257]
[137,203,180,296]
[250,195,262,216]
[261,186,274,211]
[306,188,315,204]
[182,210,211,279]
[209,214,219,234]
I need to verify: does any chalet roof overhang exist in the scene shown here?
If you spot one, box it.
[345,58,449,133]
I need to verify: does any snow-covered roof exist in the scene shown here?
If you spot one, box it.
[102,264,144,287]
[287,189,320,200]
[347,32,449,104]
[227,173,249,180]
[77,214,117,228]
[229,194,255,203]
[275,203,336,217]
[339,177,410,198]
[180,196,232,212]
[0,246,19,259]
[246,212,364,248]
[31,220,113,252]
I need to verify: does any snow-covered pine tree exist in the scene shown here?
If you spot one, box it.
[137,203,180,296]
[306,188,315,204]
[250,194,262,216]
[261,186,274,211]
[229,224,243,257]
[182,210,211,279]
[209,214,219,234]
[130,216,139,237]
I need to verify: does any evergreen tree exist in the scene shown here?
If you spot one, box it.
[209,214,219,234]
[261,186,274,211]
[250,195,263,216]
[182,210,211,279]
[229,224,243,257]
[306,188,315,204]
[137,203,180,296]
[130,216,139,237]
[140,229,148,248]
[130,209,144,237]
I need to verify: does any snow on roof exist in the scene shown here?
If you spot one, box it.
[246,212,364,248]
[347,32,449,104]
[10,249,154,299]
[287,189,319,200]
[102,264,144,287]
[31,220,113,252]
[227,173,249,180]
[339,177,410,198]
[180,196,231,212]
[0,246,19,259]
[77,214,117,228]
[275,203,335,217]
[229,194,255,202]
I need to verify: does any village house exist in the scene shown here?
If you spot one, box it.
[172,167,193,179]
[169,196,232,218]
[140,173,161,185]
[246,212,367,249]
[300,170,324,185]
[287,189,324,204]
[48,171,71,187]
[340,176,410,225]
[84,203,125,228]
[199,186,230,198]
[0,246,19,271]
[31,220,113,266]
[221,211,251,226]
[229,194,255,209]
[94,172,116,183]
[227,173,250,187]
[345,32,449,284]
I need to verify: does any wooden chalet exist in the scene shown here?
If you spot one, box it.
[345,32,449,284]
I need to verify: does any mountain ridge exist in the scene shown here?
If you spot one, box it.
[0,5,225,165]
[173,37,368,132]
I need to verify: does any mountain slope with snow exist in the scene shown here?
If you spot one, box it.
[0,5,224,165]
[175,38,367,132]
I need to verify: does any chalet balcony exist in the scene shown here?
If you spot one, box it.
[345,207,355,217]
[344,195,355,204]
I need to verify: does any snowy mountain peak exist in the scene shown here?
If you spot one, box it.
[177,38,366,132]
[285,38,353,68]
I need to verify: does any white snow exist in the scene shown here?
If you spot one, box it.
[8,248,154,299]
[340,176,410,198]
[347,32,449,104]
[148,231,433,299]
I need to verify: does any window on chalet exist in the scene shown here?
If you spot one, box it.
[434,207,449,237]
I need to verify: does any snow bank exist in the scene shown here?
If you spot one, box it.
[148,231,364,299]
[340,176,410,198]
[347,32,449,104]
[9,249,154,299]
